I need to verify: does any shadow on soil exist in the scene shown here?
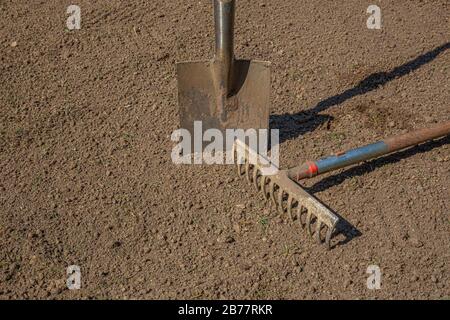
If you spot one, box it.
[312,136,450,248]
[332,213,362,249]
[271,42,450,144]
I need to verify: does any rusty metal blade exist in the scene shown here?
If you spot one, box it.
[177,59,270,146]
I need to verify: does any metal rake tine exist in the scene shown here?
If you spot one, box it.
[237,162,244,177]
[269,181,277,206]
[253,168,259,190]
[315,220,323,244]
[298,206,307,227]
[306,211,313,236]
[324,226,333,250]
[245,159,251,183]
[236,148,245,177]
[277,188,285,214]
[287,195,294,221]
[234,143,241,176]
[261,176,269,200]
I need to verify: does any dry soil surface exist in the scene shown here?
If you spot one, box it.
[0,0,449,299]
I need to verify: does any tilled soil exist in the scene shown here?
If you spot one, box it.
[0,0,449,299]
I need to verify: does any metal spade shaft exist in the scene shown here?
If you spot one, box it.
[289,120,450,181]
[214,0,235,94]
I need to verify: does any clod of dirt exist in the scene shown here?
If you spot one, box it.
[409,238,424,248]
[217,235,235,244]
[111,241,122,248]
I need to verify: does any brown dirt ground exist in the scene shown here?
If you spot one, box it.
[0,0,449,299]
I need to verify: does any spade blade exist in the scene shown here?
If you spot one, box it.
[177,59,270,142]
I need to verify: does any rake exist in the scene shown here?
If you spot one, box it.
[235,121,450,249]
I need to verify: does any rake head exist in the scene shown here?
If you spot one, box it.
[233,140,339,249]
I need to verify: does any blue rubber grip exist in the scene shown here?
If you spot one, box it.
[315,141,389,174]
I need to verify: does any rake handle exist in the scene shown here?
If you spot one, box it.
[289,120,450,180]
[384,121,450,151]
